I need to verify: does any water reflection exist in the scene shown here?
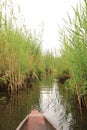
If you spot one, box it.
[0,83,40,130]
[40,82,72,130]
[0,81,87,130]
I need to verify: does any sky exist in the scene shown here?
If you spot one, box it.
[12,0,82,54]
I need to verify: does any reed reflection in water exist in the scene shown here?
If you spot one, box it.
[40,82,72,130]
[0,81,87,130]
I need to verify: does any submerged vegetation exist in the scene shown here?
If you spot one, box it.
[57,0,87,112]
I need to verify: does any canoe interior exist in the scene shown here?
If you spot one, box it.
[21,118,56,130]
[16,110,57,130]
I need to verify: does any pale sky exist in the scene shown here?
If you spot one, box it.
[12,0,82,54]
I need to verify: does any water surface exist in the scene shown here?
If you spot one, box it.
[0,80,87,130]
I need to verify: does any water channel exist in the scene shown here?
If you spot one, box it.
[0,79,87,130]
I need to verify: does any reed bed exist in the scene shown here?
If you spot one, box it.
[58,0,87,111]
[0,0,58,93]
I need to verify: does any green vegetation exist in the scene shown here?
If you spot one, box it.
[1,0,87,114]
[58,0,87,110]
[0,0,58,93]
[1,0,87,128]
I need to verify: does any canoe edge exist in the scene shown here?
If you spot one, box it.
[43,113,60,130]
[16,115,29,130]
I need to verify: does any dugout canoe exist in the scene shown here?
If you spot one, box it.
[16,110,59,130]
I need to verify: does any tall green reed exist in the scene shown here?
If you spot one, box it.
[59,0,87,111]
[0,0,58,93]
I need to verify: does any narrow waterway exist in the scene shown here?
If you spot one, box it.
[0,80,87,130]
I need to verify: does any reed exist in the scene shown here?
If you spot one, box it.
[0,0,58,93]
[58,0,87,110]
